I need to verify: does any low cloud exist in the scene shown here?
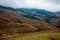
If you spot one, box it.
[0,0,60,11]
[46,0,60,4]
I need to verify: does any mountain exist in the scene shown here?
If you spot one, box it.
[0,6,57,22]
[16,8,60,28]
[55,12,60,17]
[0,5,60,28]
[0,5,59,22]
[0,6,59,37]
[16,8,57,22]
[0,5,16,11]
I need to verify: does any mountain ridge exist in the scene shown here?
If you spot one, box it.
[0,5,60,37]
[0,5,60,28]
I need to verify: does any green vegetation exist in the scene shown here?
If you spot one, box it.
[2,32,60,40]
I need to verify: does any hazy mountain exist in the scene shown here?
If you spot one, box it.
[16,8,57,22]
[0,5,60,29]
[0,5,59,22]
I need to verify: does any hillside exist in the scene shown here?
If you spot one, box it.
[0,5,60,28]
[0,7,59,37]
[50,18,60,28]
[16,8,60,28]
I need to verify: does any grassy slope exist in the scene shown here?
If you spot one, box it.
[2,32,60,40]
[0,8,60,40]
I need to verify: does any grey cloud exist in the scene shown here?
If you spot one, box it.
[0,0,60,11]
[46,0,60,4]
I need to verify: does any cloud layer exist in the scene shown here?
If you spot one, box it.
[46,0,60,4]
[0,0,60,11]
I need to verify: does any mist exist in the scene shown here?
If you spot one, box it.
[0,0,60,11]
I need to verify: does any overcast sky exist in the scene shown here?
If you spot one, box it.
[0,0,60,11]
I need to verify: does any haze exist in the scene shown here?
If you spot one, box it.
[0,0,60,11]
